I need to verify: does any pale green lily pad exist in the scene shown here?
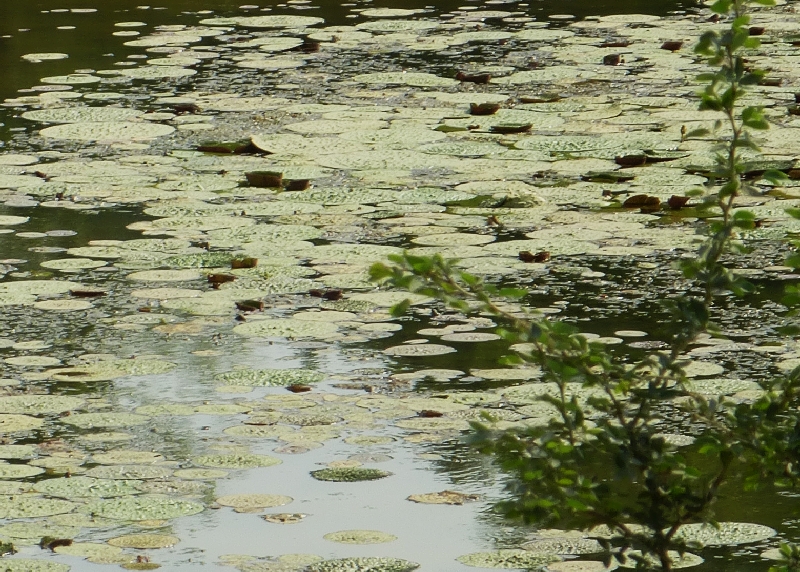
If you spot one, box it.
[305,558,418,572]
[0,445,36,459]
[22,108,143,123]
[0,464,44,479]
[127,269,202,282]
[216,494,292,509]
[521,538,604,554]
[311,467,391,482]
[33,300,93,311]
[85,494,204,521]
[4,356,62,367]
[406,490,480,505]
[85,465,173,480]
[671,522,776,547]
[0,495,77,518]
[0,560,70,572]
[456,550,561,568]
[53,542,124,560]
[0,216,30,225]
[214,368,325,386]
[618,550,703,569]
[233,318,339,339]
[0,521,78,540]
[0,395,83,414]
[200,15,324,28]
[119,66,196,79]
[61,413,149,429]
[193,454,282,469]
[352,72,456,87]
[323,530,397,544]
[108,533,179,549]
[384,344,456,357]
[135,404,196,416]
[683,378,760,395]
[40,258,107,271]
[92,451,163,464]
[34,476,141,499]
[0,414,44,433]
[173,468,228,480]
[40,122,175,141]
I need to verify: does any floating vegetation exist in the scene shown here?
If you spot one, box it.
[323,530,398,544]
[456,550,561,568]
[310,468,392,482]
[304,558,419,572]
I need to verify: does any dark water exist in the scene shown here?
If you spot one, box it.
[0,0,696,109]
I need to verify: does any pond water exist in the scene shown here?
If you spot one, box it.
[2,0,800,571]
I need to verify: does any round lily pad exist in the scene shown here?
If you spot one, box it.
[61,413,149,429]
[383,344,456,357]
[40,122,175,141]
[0,414,44,433]
[0,495,77,518]
[618,550,703,569]
[84,494,204,521]
[107,534,179,549]
[323,530,397,544]
[670,522,776,546]
[215,494,292,509]
[193,454,281,469]
[34,476,141,499]
[214,368,324,387]
[0,560,70,572]
[0,395,83,414]
[233,318,339,339]
[456,550,561,568]
[311,467,391,482]
[305,557,419,572]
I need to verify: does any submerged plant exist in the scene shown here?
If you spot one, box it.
[370,0,800,570]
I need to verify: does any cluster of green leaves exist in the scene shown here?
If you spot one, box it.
[370,1,800,570]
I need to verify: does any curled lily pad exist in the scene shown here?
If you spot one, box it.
[305,557,419,572]
[323,530,397,544]
[406,490,480,505]
[84,494,204,521]
[311,468,391,482]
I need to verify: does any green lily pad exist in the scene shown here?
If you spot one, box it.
[84,494,204,521]
[0,414,44,433]
[456,550,561,568]
[0,495,77,518]
[193,454,282,469]
[34,476,142,499]
[305,557,419,572]
[618,550,703,569]
[40,122,175,141]
[61,413,149,429]
[214,368,325,387]
[311,467,391,482]
[670,522,776,547]
[107,534,179,549]
[0,395,83,415]
[323,530,398,544]
[0,560,70,572]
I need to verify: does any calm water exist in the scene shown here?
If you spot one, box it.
[4,0,797,571]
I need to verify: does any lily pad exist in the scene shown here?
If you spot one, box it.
[40,122,175,141]
[193,454,282,469]
[323,530,397,544]
[84,494,204,521]
[107,534,179,549]
[311,467,391,482]
[456,550,561,568]
[214,368,325,387]
[305,557,419,572]
[670,522,776,547]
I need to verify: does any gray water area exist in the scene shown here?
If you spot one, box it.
[2,0,800,571]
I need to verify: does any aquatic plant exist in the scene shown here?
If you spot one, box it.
[370,0,800,569]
